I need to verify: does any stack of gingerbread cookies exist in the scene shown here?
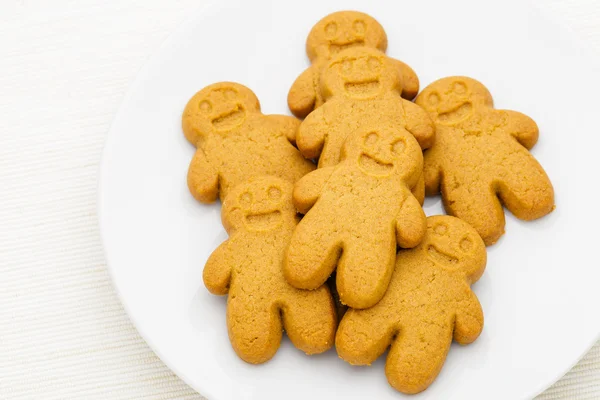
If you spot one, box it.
[181,11,554,395]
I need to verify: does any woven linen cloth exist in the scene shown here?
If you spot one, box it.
[0,1,598,399]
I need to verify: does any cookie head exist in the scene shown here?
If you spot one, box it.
[321,47,400,100]
[221,176,296,233]
[422,216,486,282]
[342,126,422,179]
[306,11,387,61]
[182,82,260,145]
[416,77,493,126]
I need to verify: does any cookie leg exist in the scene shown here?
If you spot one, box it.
[281,286,337,355]
[227,296,282,364]
[385,323,452,394]
[411,172,425,205]
[423,150,442,196]
[335,308,395,366]
[454,291,485,344]
[496,161,554,221]
[336,234,396,309]
[284,215,342,290]
[442,181,505,246]
[327,271,348,320]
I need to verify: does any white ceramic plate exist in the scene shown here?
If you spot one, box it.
[99,0,600,398]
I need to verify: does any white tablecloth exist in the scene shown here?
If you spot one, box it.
[1,1,598,398]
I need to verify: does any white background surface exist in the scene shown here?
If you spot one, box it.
[1,0,599,399]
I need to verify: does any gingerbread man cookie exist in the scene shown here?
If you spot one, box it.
[284,126,426,309]
[182,82,315,203]
[336,216,486,394]
[287,11,419,119]
[415,77,554,245]
[203,176,336,364]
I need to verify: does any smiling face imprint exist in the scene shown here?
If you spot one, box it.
[341,55,384,98]
[223,178,296,233]
[358,131,399,176]
[239,187,283,231]
[197,88,248,132]
[343,127,421,179]
[323,18,366,55]
[422,217,486,274]
[306,11,387,61]
[416,77,494,126]
[182,82,261,144]
[322,47,397,100]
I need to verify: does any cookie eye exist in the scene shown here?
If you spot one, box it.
[428,92,440,106]
[367,56,381,71]
[365,132,379,146]
[452,81,467,94]
[239,191,252,206]
[325,22,338,39]
[460,236,473,251]
[223,88,237,100]
[352,20,366,35]
[433,223,448,235]
[391,139,406,155]
[199,100,212,113]
[341,59,353,74]
[268,186,282,200]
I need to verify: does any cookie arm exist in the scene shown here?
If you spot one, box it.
[453,290,484,344]
[402,99,436,150]
[203,241,232,295]
[187,149,219,203]
[389,58,419,100]
[296,107,328,160]
[292,167,335,214]
[395,194,427,248]
[268,114,302,145]
[497,110,539,150]
[288,66,317,119]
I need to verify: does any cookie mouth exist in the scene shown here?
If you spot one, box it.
[211,105,246,131]
[437,102,473,125]
[358,153,393,175]
[244,210,282,230]
[344,79,380,98]
[329,40,365,54]
[427,245,458,265]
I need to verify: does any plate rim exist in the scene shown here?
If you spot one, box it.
[97,1,600,399]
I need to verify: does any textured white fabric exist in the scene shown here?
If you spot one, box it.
[0,1,598,399]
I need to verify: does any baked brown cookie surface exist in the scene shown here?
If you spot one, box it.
[203,176,336,364]
[288,11,419,118]
[285,126,426,309]
[336,215,486,394]
[415,77,554,245]
[183,82,315,203]
[297,47,434,169]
